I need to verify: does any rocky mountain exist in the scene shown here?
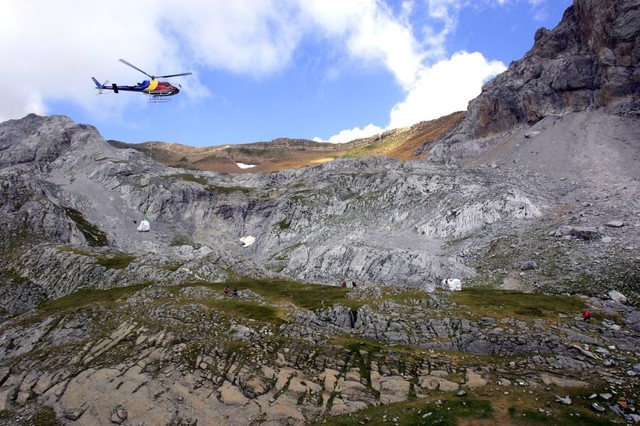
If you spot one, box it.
[0,0,639,424]
[107,111,465,173]
[429,0,640,156]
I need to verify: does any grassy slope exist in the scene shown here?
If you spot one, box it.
[107,112,465,173]
[31,280,626,426]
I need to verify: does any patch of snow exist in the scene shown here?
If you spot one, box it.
[237,163,257,169]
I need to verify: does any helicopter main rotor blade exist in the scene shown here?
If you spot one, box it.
[155,72,193,78]
[119,59,153,78]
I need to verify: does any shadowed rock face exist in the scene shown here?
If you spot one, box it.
[449,0,640,141]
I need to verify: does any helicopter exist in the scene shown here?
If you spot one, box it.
[92,59,192,98]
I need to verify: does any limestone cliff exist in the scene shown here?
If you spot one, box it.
[430,0,640,150]
[1,0,640,316]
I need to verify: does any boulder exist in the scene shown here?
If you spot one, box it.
[605,221,624,228]
[570,227,601,241]
[608,290,628,304]
[218,381,249,406]
[0,386,16,411]
[465,370,488,388]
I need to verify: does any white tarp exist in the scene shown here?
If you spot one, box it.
[442,278,462,291]
[137,220,150,232]
[240,235,256,247]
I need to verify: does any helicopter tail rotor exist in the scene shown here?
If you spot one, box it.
[92,77,110,95]
[99,80,110,95]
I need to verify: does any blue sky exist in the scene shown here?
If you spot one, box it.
[2,0,572,146]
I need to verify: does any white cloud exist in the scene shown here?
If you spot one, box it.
[422,0,462,59]
[317,123,385,144]
[318,1,507,143]
[0,0,426,125]
[1,0,420,122]
[0,0,195,121]
[1,0,509,145]
[298,0,424,88]
[389,51,506,129]
[162,0,304,76]
[315,52,506,143]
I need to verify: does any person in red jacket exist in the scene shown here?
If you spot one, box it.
[583,308,591,322]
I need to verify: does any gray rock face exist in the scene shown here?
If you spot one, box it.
[432,0,640,144]
[2,112,640,313]
[0,114,76,167]
[0,113,555,312]
[0,0,639,318]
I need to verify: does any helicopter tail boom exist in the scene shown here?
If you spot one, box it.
[92,77,112,95]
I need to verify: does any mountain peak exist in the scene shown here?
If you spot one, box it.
[450,0,639,141]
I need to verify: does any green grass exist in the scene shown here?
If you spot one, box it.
[313,396,493,425]
[196,279,358,311]
[505,387,618,426]
[58,246,136,270]
[170,233,196,247]
[169,173,208,186]
[270,243,303,261]
[337,133,407,159]
[276,219,291,230]
[315,387,617,426]
[3,268,29,284]
[338,143,380,158]
[453,288,586,320]
[565,257,640,297]
[205,184,253,195]
[37,282,152,314]
[63,207,108,247]
[197,298,285,325]
[344,337,387,354]
[384,289,430,305]
[161,263,183,272]
[58,245,90,256]
[96,252,136,270]
[508,408,612,425]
